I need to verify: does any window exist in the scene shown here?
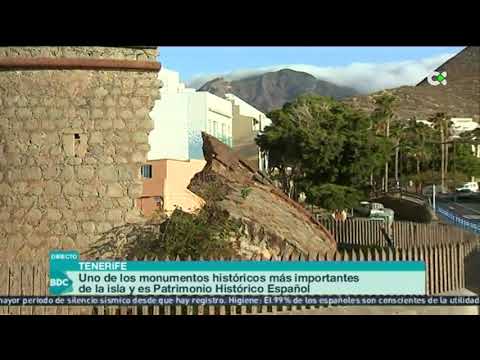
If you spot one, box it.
[141,164,153,178]
[213,121,218,136]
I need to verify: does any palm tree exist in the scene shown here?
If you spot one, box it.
[400,119,433,191]
[389,119,409,188]
[430,112,451,192]
[372,92,397,192]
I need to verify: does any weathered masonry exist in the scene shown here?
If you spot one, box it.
[0,47,161,262]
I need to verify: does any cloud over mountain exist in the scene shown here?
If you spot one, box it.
[189,52,457,93]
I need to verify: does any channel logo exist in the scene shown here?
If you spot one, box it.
[427,71,447,86]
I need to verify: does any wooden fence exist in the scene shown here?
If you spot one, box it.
[319,218,479,250]
[0,241,477,315]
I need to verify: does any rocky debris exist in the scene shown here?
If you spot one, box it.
[85,132,337,260]
[188,132,337,258]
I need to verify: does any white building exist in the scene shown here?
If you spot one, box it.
[415,118,478,136]
[140,68,234,216]
[450,118,479,138]
[415,118,480,158]
[148,68,233,161]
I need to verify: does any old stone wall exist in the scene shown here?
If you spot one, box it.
[0,47,161,262]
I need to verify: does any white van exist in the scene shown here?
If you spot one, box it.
[456,182,479,193]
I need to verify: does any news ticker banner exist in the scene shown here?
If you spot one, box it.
[49,250,426,296]
[1,296,480,307]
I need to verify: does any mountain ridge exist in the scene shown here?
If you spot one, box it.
[343,46,480,121]
[198,68,359,113]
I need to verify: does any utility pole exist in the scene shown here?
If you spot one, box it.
[433,184,436,210]
[395,140,399,188]
[453,139,457,202]
[385,119,390,192]
[440,123,445,193]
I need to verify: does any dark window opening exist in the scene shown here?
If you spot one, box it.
[141,164,153,178]
[74,134,81,157]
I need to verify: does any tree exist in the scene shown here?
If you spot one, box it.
[404,120,435,174]
[257,95,391,210]
[430,112,451,191]
[453,129,480,181]
[372,92,397,192]
[389,119,410,186]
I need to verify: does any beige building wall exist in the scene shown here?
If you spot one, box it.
[138,159,206,216]
[232,104,261,170]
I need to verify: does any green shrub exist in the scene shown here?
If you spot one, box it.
[126,204,239,259]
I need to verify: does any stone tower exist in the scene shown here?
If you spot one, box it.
[0,47,161,262]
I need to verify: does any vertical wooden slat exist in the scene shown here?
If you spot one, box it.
[419,247,427,295]
[439,244,445,294]
[365,248,372,262]
[423,245,433,295]
[368,221,372,247]
[0,263,8,315]
[362,219,366,246]
[351,248,358,262]
[439,245,445,294]
[120,303,128,315]
[355,220,360,246]
[459,243,465,289]
[32,262,45,315]
[21,263,34,315]
[428,246,435,295]
[358,248,365,262]
[429,245,438,294]
[378,221,383,247]
[447,243,453,292]
[350,219,355,245]
[427,246,434,295]
[369,220,374,247]
[9,262,22,315]
[393,222,398,247]
[338,219,344,244]
[435,245,441,294]
[407,222,411,248]
[442,244,451,291]
[443,244,449,293]
[452,243,458,291]
[399,222,403,248]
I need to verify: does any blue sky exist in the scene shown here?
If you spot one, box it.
[157,46,464,93]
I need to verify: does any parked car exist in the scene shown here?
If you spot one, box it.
[455,182,479,193]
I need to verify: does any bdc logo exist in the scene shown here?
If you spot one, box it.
[427,71,447,86]
[50,278,70,287]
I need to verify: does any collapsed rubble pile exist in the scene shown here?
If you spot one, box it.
[187,132,336,258]
[86,132,336,259]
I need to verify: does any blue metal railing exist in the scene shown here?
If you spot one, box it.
[436,206,480,235]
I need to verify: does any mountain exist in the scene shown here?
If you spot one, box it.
[198,69,359,113]
[343,46,480,121]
